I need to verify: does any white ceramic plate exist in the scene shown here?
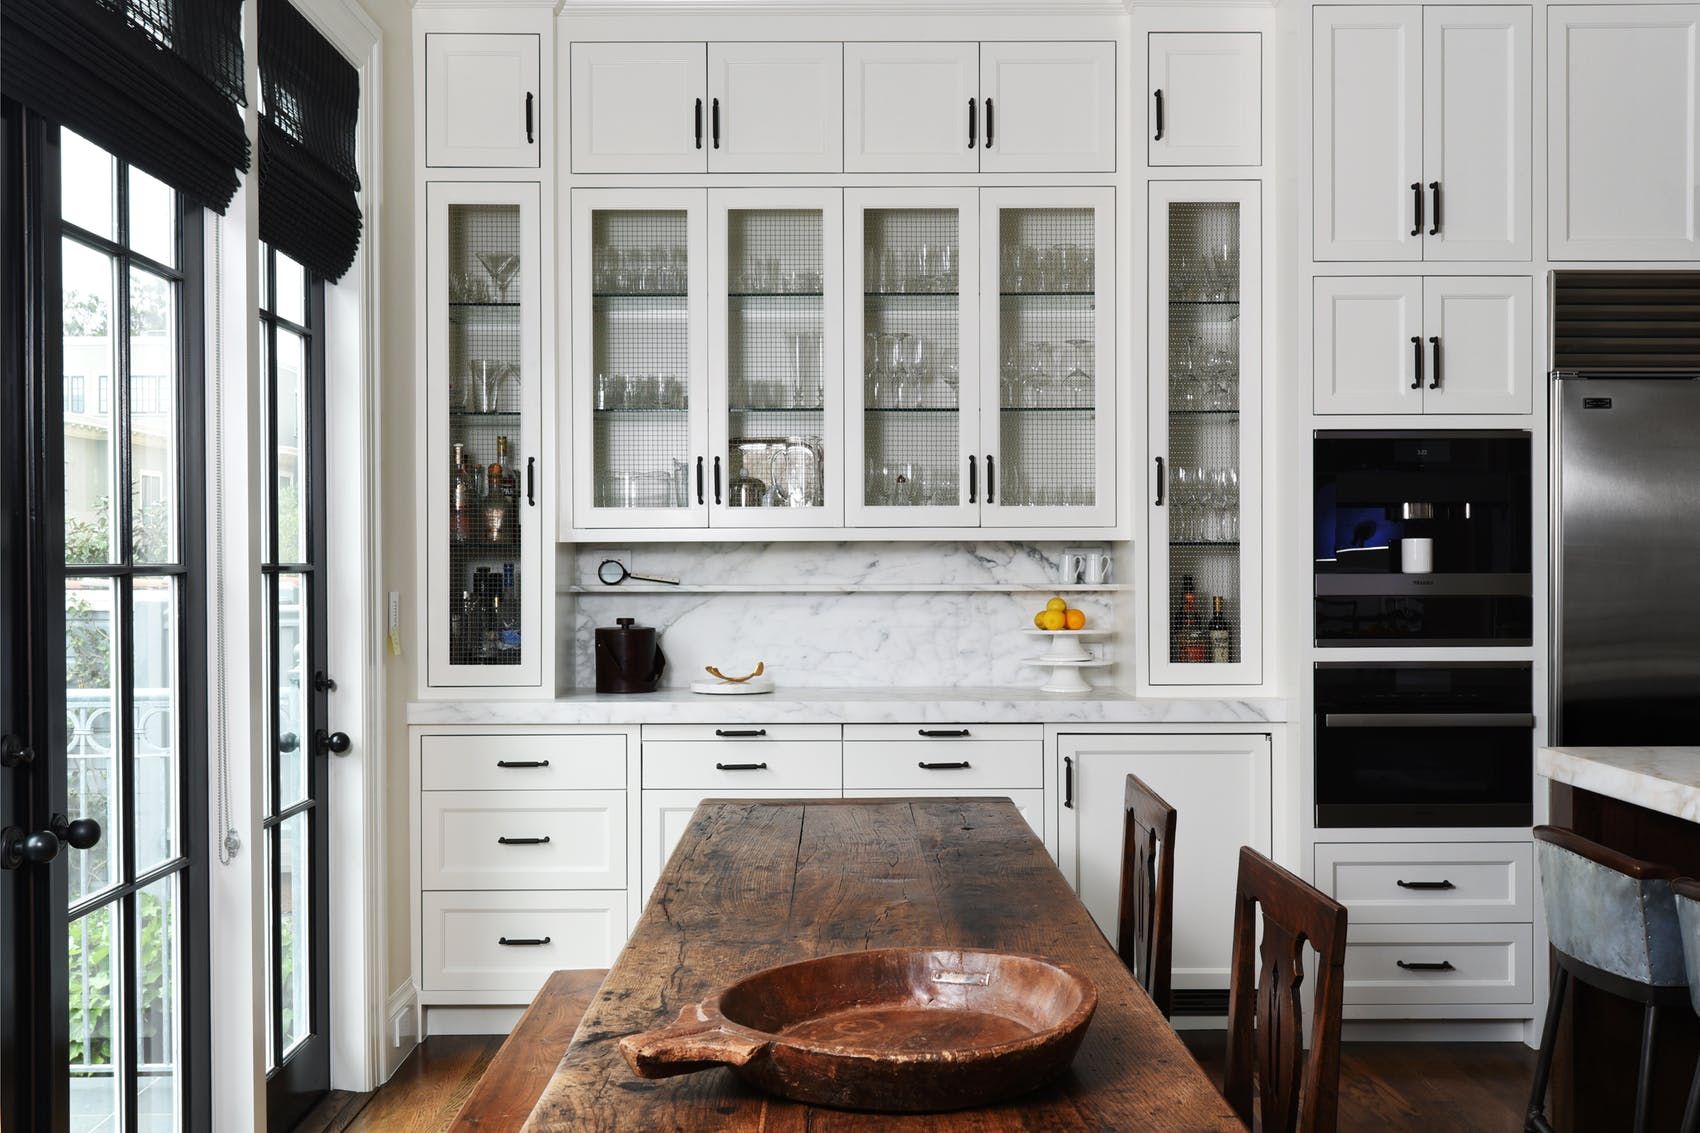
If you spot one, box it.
[690,675,776,695]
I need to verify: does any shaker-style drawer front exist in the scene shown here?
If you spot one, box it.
[421,890,625,994]
[420,790,626,890]
[843,724,1043,742]
[419,733,626,791]
[642,741,841,790]
[1315,842,1532,924]
[642,724,841,742]
[1343,923,1533,1005]
[843,740,1043,791]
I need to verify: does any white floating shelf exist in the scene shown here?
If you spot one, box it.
[563,582,1132,595]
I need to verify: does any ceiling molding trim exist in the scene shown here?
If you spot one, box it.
[556,0,1127,16]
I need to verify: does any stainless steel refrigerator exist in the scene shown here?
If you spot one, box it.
[1551,271,1700,746]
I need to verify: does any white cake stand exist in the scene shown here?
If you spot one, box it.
[1020,656,1113,694]
[1022,628,1109,662]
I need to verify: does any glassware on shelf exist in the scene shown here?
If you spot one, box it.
[785,330,824,409]
[450,269,489,303]
[1021,341,1054,407]
[466,358,514,414]
[1063,339,1094,408]
[1208,240,1237,301]
[477,251,520,302]
[595,371,622,411]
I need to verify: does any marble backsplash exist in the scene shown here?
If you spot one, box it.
[564,542,1123,690]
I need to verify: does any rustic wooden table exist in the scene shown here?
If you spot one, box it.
[522,797,1244,1131]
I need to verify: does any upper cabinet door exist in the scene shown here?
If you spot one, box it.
[571,43,708,174]
[1549,6,1700,260]
[707,44,843,174]
[1422,276,1532,414]
[425,34,541,169]
[1313,276,1424,414]
[1148,33,1261,167]
[1314,8,1423,261]
[978,42,1116,174]
[844,43,980,174]
[1423,7,1531,261]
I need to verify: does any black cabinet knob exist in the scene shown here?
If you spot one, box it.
[0,826,61,870]
[316,730,352,755]
[54,814,101,851]
[0,734,34,767]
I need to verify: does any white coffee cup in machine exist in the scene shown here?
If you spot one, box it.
[1401,537,1435,574]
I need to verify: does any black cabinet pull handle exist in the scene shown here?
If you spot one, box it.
[968,98,977,148]
[918,728,971,738]
[715,762,769,771]
[711,97,720,149]
[1154,456,1166,505]
[1411,182,1423,237]
[496,759,550,769]
[985,454,995,503]
[1411,336,1423,390]
[1063,755,1074,809]
[499,936,551,947]
[1428,336,1442,390]
[497,836,551,845]
[1154,89,1165,141]
[918,760,972,770]
[714,728,767,738]
[694,98,703,149]
[525,92,535,145]
[1396,879,1455,890]
[713,456,722,504]
[1396,960,1455,972]
[526,457,536,506]
[984,98,994,147]
[696,456,704,505]
[967,455,976,503]
[1428,181,1441,236]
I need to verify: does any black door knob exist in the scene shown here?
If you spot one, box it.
[316,730,352,755]
[0,734,34,767]
[0,826,61,870]
[53,814,101,850]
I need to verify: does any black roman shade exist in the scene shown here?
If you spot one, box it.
[259,0,362,282]
[2,0,250,211]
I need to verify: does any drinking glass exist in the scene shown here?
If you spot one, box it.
[477,251,520,302]
[669,245,688,292]
[931,243,958,292]
[1064,339,1094,407]
[1210,241,1236,301]
[1168,464,1194,539]
[1022,342,1054,407]
[865,458,889,506]
[891,462,918,506]
[880,248,906,294]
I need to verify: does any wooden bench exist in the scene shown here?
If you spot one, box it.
[448,969,607,1132]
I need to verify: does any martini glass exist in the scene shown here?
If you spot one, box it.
[477,251,521,302]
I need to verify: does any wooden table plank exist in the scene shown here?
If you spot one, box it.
[523,798,1243,1132]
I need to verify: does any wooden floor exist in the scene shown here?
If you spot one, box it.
[301,1031,1535,1133]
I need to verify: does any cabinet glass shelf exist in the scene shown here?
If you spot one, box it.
[1168,298,1240,306]
[450,300,520,308]
[1170,408,1240,416]
[1000,405,1096,413]
[450,410,522,420]
[863,290,959,299]
[592,291,689,300]
[593,407,687,416]
[1170,539,1241,548]
[1001,290,1096,298]
[729,292,824,300]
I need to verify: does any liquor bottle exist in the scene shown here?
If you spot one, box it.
[486,435,520,544]
[1177,574,1208,663]
[450,443,474,545]
[1209,595,1232,664]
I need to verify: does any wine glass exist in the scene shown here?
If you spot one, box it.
[1064,339,1094,408]
[1022,342,1054,407]
[477,251,520,302]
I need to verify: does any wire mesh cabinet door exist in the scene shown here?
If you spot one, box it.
[426,181,545,688]
[570,188,711,530]
[844,189,982,528]
[1147,181,1263,685]
[707,189,845,528]
[978,188,1116,530]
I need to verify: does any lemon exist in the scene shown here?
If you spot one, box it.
[1039,609,1067,631]
[1065,609,1087,630]
[1045,596,1068,613]
[1033,610,1047,628]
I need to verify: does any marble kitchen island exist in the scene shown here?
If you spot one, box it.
[1538,746,1700,1131]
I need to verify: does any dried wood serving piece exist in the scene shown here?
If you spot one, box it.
[704,661,765,684]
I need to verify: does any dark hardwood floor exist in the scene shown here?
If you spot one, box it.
[300,1031,1535,1132]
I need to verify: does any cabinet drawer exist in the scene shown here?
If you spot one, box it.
[421,890,625,994]
[642,724,840,742]
[420,790,626,890]
[642,740,840,790]
[843,740,1042,790]
[1343,922,1532,1005]
[843,724,1042,742]
[846,788,1045,842]
[1315,842,1531,924]
[420,733,626,791]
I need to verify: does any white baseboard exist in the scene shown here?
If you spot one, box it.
[425,1005,525,1036]
[381,980,421,1082]
[1342,1019,1527,1043]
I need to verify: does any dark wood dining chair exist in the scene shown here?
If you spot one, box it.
[1116,772,1177,1016]
[1224,846,1349,1133]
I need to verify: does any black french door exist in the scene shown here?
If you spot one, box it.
[0,101,210,1133]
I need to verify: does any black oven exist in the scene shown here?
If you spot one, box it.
[1315,662,1534,828]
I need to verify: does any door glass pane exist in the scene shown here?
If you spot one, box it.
[66,578,119,905]
[63,239,119,565]
[128,167,176,269]
[68,904,121,1133]
[276,812,311,1054]
[61,130,116,240]
[996,207,1097,508]
[448,202,526,666]
[274,251,306,326]
[589,208,690,513]
[136,878,181,1132]
[275,573,308,809]
[274,327,306,564]
[130,266,177,563]
[1166,201,1242,666]
[726,209,825,511]
[133,576,178,872]
[860,209,961,509]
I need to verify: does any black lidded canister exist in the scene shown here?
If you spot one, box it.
[594,617,666,694]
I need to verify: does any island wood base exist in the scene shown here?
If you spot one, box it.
[1548,782,1700,1132]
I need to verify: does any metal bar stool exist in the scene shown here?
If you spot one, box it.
[1669,877,1700,1133]
[1527,826,1689,1133]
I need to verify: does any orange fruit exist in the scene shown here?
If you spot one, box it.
[1065,609,1087,630]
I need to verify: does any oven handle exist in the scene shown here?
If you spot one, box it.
[1322,712,1536,729]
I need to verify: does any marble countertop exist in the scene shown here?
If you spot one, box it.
[1538,746,1700,823]
[407,687,1289,726]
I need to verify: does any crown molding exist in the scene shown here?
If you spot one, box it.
[555,0,1126,15]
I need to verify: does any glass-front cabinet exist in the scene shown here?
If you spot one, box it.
[1148,181,1262,684]
[425,182,544,687]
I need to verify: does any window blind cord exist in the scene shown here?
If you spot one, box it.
[212,215,239,864]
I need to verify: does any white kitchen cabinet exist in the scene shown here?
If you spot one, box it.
[844,43,980,174]
[1342,922,1533,1005]
[1148,182,1262,685]
[1313,7,1530,261]
[1148,33,1261,167]
[421,890,627,995]
[570,43,708,174]
[1058,733,1272,993]
[707,44,842,173]
[1312,276,1531,415]
[978,42,1116,173]
[425,183,546,689]
[1548,6,1700,260]
[1315,841,1533,925]
[425,33,541,169]
[419,789,627,891]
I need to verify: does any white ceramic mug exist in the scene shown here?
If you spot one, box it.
[1058,550,1087,585]
[1083,551,1114,585]
[1401,537,1434,574]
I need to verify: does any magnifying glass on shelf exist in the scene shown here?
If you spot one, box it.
[597,559,680,587]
